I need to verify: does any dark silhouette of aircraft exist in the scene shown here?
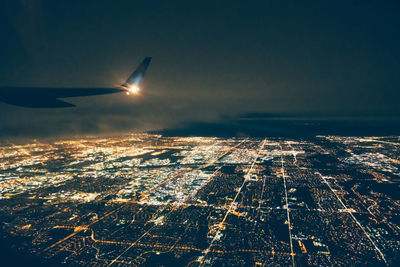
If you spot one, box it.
[0,57,152,108]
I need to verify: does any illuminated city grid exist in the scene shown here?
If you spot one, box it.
[0,134,399,266]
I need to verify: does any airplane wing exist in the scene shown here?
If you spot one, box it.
[1,95,76,108]
[0,87,124,108]
[0,57,151,108]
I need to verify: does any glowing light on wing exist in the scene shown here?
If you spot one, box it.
[129,84,140,94]
[120,57,151,97]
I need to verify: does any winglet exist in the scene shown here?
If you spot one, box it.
[123,57,152,87]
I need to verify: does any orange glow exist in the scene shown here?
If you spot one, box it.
[129,84,140,94]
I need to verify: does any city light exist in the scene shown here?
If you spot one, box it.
[0,134,398,266]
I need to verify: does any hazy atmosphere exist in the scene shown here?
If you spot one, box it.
[1,0,400,139]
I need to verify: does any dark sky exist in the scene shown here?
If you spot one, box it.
[1,0,399,140]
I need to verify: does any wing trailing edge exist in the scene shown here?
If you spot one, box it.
[0,95,76,108]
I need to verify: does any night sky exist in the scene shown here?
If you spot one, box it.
[1,1,399,140]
